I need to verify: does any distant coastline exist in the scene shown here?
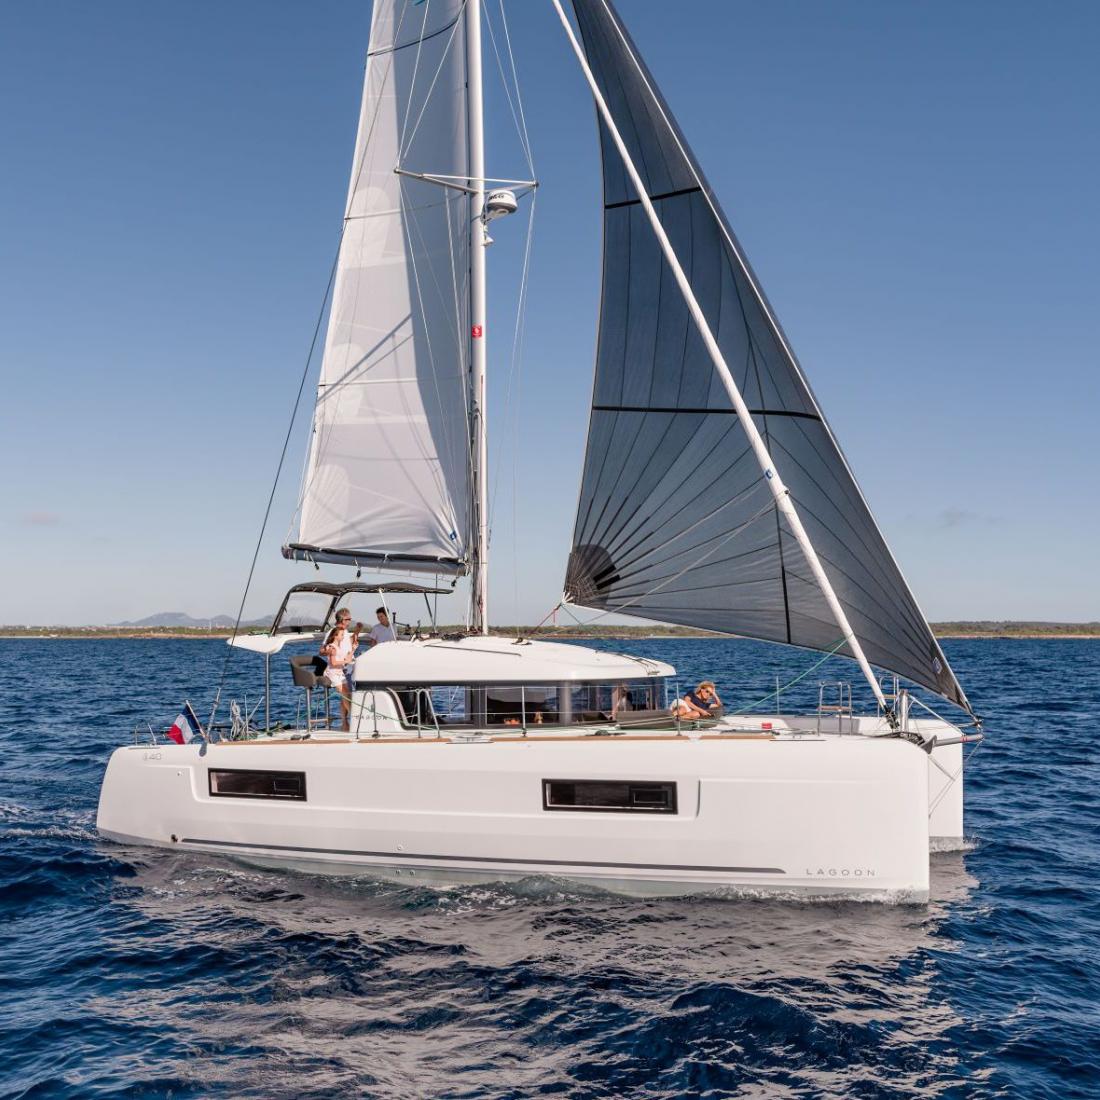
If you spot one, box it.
[2,622,1098,640]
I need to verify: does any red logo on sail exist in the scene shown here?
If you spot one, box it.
[471,324,483,338]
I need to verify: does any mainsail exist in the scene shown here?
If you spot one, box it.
[285,0,473,575]
[563,0,972,713]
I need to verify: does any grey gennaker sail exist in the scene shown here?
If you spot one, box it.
[563,0,971,715]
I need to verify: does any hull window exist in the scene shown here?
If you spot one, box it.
[209,769,307,801]
[543,779,677,814]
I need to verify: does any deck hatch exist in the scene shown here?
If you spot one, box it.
[542,779,678,814]
[208,769,307,802]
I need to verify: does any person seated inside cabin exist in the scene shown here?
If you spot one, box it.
[367,606,397,647]
[671,680,723,720]
[611,683,633,719]
[320,619,357,731]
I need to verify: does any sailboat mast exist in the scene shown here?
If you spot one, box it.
[467,0,489,635]
[552,0,889,713]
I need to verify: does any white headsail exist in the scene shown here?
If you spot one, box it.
[285,0,473,575]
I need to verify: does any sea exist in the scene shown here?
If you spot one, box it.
[1,636,1097,1099]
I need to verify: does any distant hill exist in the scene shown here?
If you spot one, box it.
[2,618,1098,638]
[110,612,272,629]
[930,621,1100,636]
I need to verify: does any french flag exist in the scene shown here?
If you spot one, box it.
[166,702,203,745]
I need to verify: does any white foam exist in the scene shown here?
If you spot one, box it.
[930,835,980,853]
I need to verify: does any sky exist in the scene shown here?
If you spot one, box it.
[1,0,1097,627]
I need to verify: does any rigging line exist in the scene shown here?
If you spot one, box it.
[401,182,470,510]
[928,738,984,816]
[510,194,537,615]
[441,184,476,504]
[487,192,536,532]
[396,0,434,158]
[403,180,469,369]
[723,635,851,715]
[497,0,535,174]
[433,174,473,509]
[777,567,931,690]
[482,1,534,174]
[568,496,778,624]
[215,242,345,708]
[399,7,466,162]
[523,600,565,637]
[396,202,465,534]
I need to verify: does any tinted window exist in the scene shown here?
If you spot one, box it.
[543,779,677,814]
[209,769,307,801]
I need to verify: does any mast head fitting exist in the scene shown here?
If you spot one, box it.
[484,189,518,221]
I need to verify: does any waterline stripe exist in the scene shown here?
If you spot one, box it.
[180,837,785,875]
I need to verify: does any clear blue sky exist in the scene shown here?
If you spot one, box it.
[1,0,1097,627]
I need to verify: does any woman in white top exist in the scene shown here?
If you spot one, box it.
[320,620,357,730]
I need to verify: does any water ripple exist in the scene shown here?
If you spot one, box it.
[0,637,1097,1098]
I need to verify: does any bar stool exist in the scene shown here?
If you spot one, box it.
[289,655,331,730]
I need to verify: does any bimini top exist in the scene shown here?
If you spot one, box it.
[270,581,450,634]
[227,580,453,655]
[353,635,674,685]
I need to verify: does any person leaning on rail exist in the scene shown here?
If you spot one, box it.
[671,680,723,720]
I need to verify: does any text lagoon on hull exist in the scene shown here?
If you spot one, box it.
[97,0,981,901]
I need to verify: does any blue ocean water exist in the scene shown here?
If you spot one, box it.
[0,636,1097,1099]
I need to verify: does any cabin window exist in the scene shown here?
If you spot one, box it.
[542,779,677,814]
[208,769,307,801]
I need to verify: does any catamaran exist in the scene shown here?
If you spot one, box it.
[97,0,982,900]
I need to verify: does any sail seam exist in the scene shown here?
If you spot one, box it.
[592,404,822,420]
[368,11,464,58]
[605,185,701,210]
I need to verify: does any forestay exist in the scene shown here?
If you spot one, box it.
[286,0,472,576]
[563,0,972,714]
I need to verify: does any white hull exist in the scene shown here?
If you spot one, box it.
[97,720,965,902]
